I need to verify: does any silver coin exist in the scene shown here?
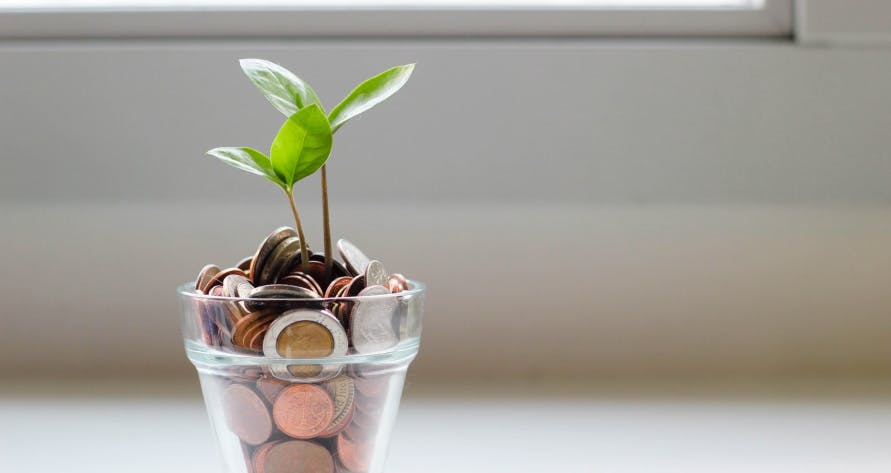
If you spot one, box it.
[246,284,319,311]
[364,260,388,287]
[337,238,371,276]
[351,285,399,353]
[249,284,319,299]
[222,274,251,297]
[263,309,348,383]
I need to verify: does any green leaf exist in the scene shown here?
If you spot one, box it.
[270,104,333,187]
[206,147,283,186]
[328,63,415,133]
[239,58,323,118]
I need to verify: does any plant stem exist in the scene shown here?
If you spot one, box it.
[284,188,310,273]
[321,164,333,279]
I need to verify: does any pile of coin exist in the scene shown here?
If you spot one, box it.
[219,369,390,473]
[193,227,411,358]
[192,228,416,473]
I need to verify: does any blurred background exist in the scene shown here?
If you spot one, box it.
[2,0,891,471]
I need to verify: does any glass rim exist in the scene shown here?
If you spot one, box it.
[185,338,420,366]
[177,278,425,303]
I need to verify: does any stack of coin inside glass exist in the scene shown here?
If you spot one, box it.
[192,227,414,473]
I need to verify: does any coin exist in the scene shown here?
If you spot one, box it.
[259,236,303,285]
[279,272,323,297]
[231,309,275,348]
[206,267,247,293]
[344,275,366,298]
[337,239,371,276]
[246,284,320,311]
[337,432,371,473]
[263,309,348,359]
[309,253,351,279]
[250,227,298,285]
[324,276,352,298]
[320,375,356,438]
[254,440,334,473]
[386,273,409,293]
[196,264,221,293]
[302,260,332,292]
[364,260,388,287]
[223,274,252,298]
[350,285,399,354]
[272,384,335,439]
[236,255,253,272]
[256,376,290,404]
[222,384,273,446]
[263,309,348,381]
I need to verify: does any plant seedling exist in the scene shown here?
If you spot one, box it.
[206,104,332,271]
[237,59,414,276]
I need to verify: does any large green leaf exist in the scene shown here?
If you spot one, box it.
[239,58,323,117]
[328,64,415,133]
[270,104,333,187]
[206,147,283,186]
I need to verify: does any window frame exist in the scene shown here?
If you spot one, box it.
[0,0,793,39]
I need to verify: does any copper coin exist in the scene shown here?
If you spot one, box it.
[337,432,371,472]
[324,277,352,298]
[301,261,332,292]
[320,375,356,438]
[344,275,366,298]
[250,227,298,285]
[280,273,323,297]
[236,255,253,272]
[254,440,333,473]
[196,264,221,293]
[309,253,351,279]
[239,313,278,349]
[209,285,224,296]
[336,239,371,277]
[256,376,290,404]
[386,273,408,293]
[223,384,273,446]
[272,384,335,439]
[231,309,274,347]
[248,325,271,351]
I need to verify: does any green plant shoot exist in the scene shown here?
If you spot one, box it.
[237,59,415,276]
[207,104,332,270]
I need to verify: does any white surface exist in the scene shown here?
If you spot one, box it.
[2,381,891,472]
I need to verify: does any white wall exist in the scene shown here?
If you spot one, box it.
[2,39,891,381]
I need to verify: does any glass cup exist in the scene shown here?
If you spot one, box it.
[178,280,425,473]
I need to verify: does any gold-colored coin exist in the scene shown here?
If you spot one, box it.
[276,321,335,358]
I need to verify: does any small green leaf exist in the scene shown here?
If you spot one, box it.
[328,63,415,133]
[239,58,323,118]
[270,104,333,187]
[206,147,283,186]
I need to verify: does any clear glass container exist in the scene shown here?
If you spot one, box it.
[178,281,425,473]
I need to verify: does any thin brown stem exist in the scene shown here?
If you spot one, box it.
[284,188,310,273]
[321,164,333,279]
